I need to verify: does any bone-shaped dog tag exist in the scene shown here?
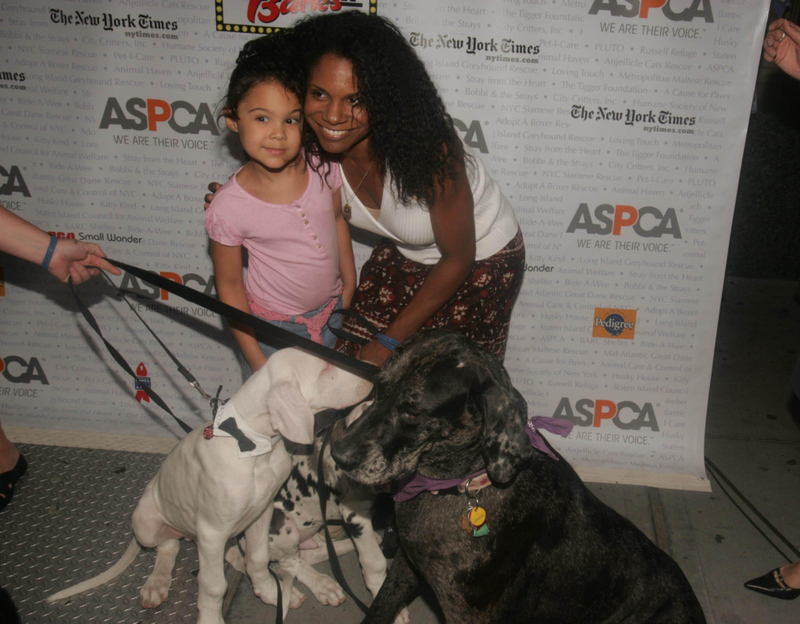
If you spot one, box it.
[461,513,473,533]
[473,524,490,538]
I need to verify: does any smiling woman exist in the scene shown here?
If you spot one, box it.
[292,11,526,367]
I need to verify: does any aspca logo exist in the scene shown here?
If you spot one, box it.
[567,203,681,239]
[120,271,216,301]
[0,166,31,198]
[99,98,220,135]
[246,0,343,25]
[588,0,714,22]
[452,117,488,154]
[554,398,659,431]
[592,308,636,340]
[0,356,49,385]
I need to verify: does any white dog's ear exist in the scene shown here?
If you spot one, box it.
[266,381,315,444]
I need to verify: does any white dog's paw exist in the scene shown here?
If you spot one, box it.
[393,606,411,624]
[140,573,171,608]
[309,575,346,606]
[289,586,307,609]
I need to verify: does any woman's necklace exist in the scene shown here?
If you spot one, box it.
[342,162,374,220]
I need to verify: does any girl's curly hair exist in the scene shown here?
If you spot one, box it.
[292,11,463,207]
[223,31,305,118]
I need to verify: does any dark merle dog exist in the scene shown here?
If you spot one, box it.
[331,330,706,624]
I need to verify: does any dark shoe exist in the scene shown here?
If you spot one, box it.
[745,567,800,600]
[0,454,27,512]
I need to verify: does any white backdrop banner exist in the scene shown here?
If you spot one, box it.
[0,0,768,490]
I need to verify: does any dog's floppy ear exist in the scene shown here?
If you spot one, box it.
[266,381,315,444]
[472,358,532,483]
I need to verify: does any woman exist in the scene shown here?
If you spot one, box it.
[291,11,525,366]
[209,12,524,367]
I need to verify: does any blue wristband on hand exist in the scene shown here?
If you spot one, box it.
[375,333,399,352]
[41,235,58,272]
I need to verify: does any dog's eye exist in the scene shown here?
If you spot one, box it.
[400,412,418,422]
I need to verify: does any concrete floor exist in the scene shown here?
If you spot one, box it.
[2,277,799,623]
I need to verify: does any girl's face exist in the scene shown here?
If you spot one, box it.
[304,54,370,156]
[226,81,303,172]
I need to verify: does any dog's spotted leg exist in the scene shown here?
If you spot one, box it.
[140,538,180,608]
[364,548,419,624]
[339,490,387,599]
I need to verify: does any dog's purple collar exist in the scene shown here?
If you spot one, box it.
[393,417,574,502]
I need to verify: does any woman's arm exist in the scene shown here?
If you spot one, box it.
[210,240,268,373]
[357,160,476,366]
[0,206,120,283]
[333,189,357,309]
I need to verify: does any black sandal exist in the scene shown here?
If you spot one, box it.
[0,454,27,512]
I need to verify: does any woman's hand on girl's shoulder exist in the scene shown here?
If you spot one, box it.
[204,182,223,210]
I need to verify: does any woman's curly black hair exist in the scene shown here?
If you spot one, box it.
[292,11,463,207]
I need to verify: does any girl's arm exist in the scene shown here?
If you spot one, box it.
[210,240,268,373]
[357,160,475,366]
[333,189,357,309]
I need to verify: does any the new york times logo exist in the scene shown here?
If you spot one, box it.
[409,32,539,64]
[0,70,26,91]
[50,9,178,36]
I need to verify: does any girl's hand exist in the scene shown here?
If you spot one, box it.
[204,182,223,210]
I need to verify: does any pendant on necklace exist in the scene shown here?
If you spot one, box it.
[343,204,352,220]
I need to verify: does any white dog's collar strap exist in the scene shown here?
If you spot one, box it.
[210,402,281,458]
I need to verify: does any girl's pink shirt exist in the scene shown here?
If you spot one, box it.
[205,162,343,316]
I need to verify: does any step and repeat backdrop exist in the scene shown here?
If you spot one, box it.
[0,0,768,489]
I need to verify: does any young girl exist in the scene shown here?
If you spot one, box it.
[206,35,355,377]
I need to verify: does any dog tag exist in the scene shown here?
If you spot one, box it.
[473,524,490,538]
[468,506,486,529]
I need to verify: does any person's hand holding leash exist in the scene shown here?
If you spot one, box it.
[764,19,800,81]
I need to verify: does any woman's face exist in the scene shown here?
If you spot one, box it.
[304,54,370,156]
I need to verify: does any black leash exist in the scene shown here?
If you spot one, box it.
[107,259,379,380]
[705,456,800,562]
[318,427,371,614]
[68,278,196,434]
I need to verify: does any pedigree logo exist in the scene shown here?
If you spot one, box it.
[0,166,31,198]
[592,308,637,339]
[215,0,374,33]
[553,398,659,431]
[120,270,216,302]
[567,203,682,239]
[99,98,220,136]
[0,356,49,385]
[588,0,714,22]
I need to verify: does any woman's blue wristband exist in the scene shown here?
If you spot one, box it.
[41,235,58,271]
[375,333,399,352]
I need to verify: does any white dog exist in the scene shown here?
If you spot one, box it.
[47,348,373,624]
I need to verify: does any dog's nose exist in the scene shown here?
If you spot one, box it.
[330,441,359,472]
